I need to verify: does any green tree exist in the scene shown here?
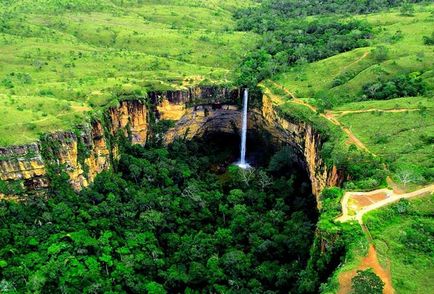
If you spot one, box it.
[145,282,166,294]
[371,46,389,62]
[351,269,384,294]
[400,2,415,16]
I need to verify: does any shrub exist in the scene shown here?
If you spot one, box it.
[400,3,415,16]
[371,46,389,62]
[362,72,427,100]
[423,32,434,45]
[351,268,384,294]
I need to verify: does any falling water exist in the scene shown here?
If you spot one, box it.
[237,88,250,169]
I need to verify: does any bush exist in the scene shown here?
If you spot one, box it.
[400,3,415,16]
[423,32,434,45]
[362,72,427,100]
[351,268,384,294]
[371,46,389,62]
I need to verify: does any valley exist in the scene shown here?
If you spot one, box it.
[0,1,433,293]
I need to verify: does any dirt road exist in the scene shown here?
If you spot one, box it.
[267,80,373,153]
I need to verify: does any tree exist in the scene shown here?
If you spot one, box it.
[237,49,274,88]
[395,168,423,187]
[145,282,166,294]
[351,269,384,294]
[257,170,272,191]
[238,167,255,186]
[400,2,415,16]
[371,46,389,62]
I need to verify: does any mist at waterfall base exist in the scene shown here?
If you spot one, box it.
[236,88,251,169]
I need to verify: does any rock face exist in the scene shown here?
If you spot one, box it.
[0,99,149,194]
[0,88,238,195]
[0,86,342,200]
[252,95,343,200]
[163,105,242,143]
[0,143,47,190]
[108,100,148,145]
[163,93,343,200]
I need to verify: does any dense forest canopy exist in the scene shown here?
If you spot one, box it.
[236,0,428,24]
[0,134,322,293]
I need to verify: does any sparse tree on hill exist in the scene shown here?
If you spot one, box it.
[351,268,384,294]
[395,168,423,187]
[400,2,415,16]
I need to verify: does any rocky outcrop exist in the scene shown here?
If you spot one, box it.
[0,87,237,195]
[149,86,240,107]
[163,93,343,200]
[0,143,47,190]
[108,100,148,145]
[0,86,342,200]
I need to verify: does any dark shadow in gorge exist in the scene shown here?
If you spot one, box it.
[183,131,318,223]
[0,128,323,293]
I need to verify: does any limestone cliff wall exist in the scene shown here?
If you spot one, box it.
[0,99,148,194]
[108,100,148,145]
[163,105,242,143]
[0,86,341,200]
[0,87,237,195]
[0,143,47,190]
[253,95,343,199]
[163,94,343,200]
[150,86,240,121]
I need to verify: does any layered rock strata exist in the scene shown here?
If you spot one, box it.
[0,86,342,200]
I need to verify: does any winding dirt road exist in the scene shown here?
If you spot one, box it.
[337,244,394,294]
[267,80,373,154]
[336,184,434,293]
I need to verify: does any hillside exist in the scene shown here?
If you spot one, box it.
[0,0,257,145]
[273,5,434,188]
[0,1,433,293]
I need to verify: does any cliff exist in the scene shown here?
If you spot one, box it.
[163,93,343,200]
[0,88,238,195]
[0,99,149,194]
[0,86,341,200]
[253,95,343,200]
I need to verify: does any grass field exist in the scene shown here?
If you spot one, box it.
[272,4,434,185]
[0,0,257,145]
[275,5,434,104]
[333,96,434,111]
[363,194,434,294]
[338,98,434,183]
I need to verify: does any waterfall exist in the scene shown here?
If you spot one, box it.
[237,88,250,169]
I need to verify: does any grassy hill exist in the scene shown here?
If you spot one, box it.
[275,7,434,103]
[274,4,434,187]
[363,194,434,293]
[0,0,257,146]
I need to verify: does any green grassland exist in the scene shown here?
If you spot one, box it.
[274,4,434,185]
[0,0,257,146]
[363,194,434,294]
[333,96,434,111]
[275,5,434,103]
[338,98,434,183]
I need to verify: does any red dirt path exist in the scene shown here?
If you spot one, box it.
[338,245,394,294]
